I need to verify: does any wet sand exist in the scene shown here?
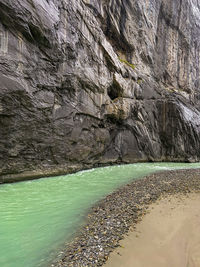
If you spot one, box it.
[104,193,200,267]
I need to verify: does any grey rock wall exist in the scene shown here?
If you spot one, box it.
[0,0,200,182]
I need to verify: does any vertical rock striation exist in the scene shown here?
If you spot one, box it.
[0,0,200,182]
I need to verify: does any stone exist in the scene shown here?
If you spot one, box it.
[53,169,200,267]
[0,0,200,181]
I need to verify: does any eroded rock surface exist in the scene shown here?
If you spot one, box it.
[0,0,200,182]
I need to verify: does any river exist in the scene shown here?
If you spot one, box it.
[1,162,200,267]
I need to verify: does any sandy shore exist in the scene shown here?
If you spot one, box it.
[55,169,200,267]
[104,193,200,267]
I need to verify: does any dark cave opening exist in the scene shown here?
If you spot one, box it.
[107,80,123,100]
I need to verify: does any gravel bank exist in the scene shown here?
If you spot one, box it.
[53,169,200,267]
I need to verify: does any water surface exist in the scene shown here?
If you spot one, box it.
[1,162,200,267]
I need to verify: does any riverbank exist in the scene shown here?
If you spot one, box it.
[0,161,147,184]
[104,193,200,267]
[0,160,198,184]
[54,168,200,267]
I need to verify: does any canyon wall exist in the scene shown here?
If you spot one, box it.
[0,0,200,182]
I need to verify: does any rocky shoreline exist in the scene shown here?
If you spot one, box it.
[53,169,200,267]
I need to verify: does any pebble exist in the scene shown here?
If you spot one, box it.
[53,169,200,267]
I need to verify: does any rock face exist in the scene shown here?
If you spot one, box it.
[0,0,200,182]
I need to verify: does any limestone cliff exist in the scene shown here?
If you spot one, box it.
[0,0,200,182]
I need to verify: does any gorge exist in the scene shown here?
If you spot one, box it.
[1,0,200,182]
[1,1,200,266]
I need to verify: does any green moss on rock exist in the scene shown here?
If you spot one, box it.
[119,58,135,70]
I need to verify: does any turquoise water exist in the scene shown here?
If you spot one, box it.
[1,162,200,267]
